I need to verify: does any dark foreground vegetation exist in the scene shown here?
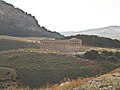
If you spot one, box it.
[0,49,119,88]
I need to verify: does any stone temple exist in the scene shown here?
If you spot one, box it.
[28,38,83,52]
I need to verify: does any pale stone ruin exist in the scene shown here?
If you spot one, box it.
[28,38,83,52]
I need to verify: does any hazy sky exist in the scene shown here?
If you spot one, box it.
[4,0,120,32]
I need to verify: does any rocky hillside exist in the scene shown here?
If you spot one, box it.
[74,68,120,90]
[61,26,120,40]
[0,0,64,38]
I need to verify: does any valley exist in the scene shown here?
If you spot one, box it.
[0,0,120,89]
[0,36,120,89]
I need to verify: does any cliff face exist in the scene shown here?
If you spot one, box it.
[0,1,64,38]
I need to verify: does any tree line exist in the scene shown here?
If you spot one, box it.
[83,50,120,62]
[64,34,120,48]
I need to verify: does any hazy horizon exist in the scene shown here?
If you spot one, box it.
[4,0,120,32]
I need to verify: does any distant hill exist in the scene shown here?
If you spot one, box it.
[0,0,64,38]
[61,26,120,40]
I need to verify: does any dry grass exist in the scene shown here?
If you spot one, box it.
[1,77,93,90]
[74,68,120,90]
[45,77,93,90]
[1,68,120,90]
[108,68,120,74]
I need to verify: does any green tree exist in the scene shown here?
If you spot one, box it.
[84,50,99,59]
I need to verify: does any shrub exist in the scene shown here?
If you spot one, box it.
[99,54,107,60]
[84,50,99,59]
[75,54,83,58]
[114,52,120,59]
[102,51,113,56]
[107,56,118,62]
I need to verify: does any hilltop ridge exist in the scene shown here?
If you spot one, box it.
[0,0,64,38]
[61,26,120,40]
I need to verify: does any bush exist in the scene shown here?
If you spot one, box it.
[84,50,99,59]
[75,54,83,58]
[114,52,120,59]
[99,54,107,60]
[107,56,118,62]
[102,51,113,56]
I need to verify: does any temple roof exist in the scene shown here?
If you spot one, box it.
[69,38,82,41]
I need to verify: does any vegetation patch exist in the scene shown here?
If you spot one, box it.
[0,49,119,88]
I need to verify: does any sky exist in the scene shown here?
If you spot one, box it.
[4,0,120,32]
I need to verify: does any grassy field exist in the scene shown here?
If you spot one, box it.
[0,49,119,88]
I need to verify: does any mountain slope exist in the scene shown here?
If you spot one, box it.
[0,0,64,38]
[61,26,120,40]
